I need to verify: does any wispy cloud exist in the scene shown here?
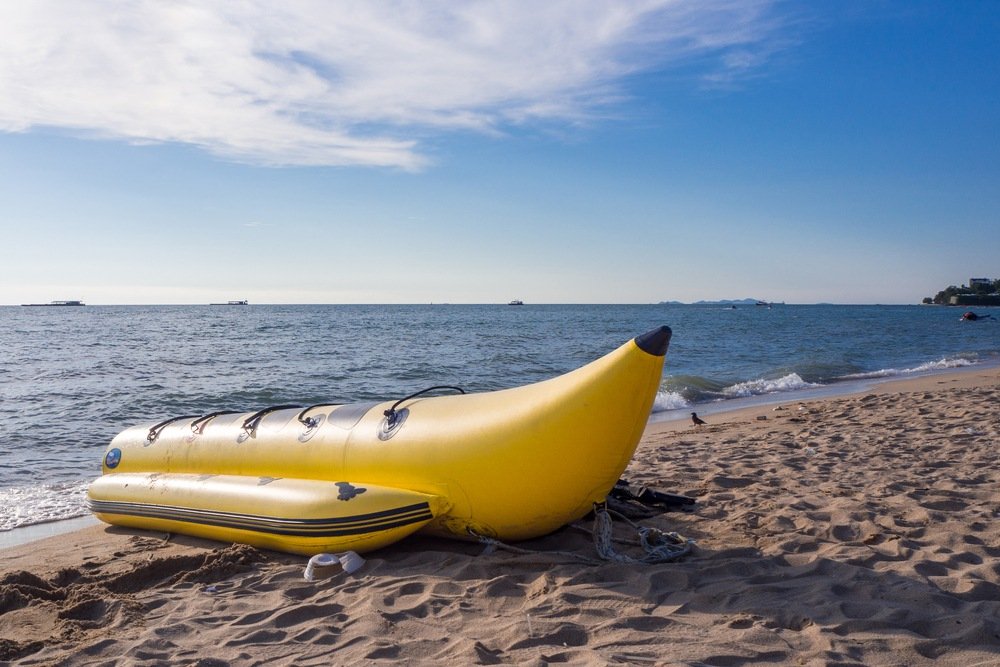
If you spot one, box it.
[0,0,789,169]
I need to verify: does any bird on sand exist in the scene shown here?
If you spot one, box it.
[691,412,706,426]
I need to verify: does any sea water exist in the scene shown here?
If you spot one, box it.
[1,303,997,532]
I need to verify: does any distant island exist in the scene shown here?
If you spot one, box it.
[21,300,85,307]
[924,278,999,306]
[658,298,780,306]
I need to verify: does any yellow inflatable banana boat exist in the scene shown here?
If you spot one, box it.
[89,326,671,555]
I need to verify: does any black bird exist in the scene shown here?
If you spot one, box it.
[691,412,706,426]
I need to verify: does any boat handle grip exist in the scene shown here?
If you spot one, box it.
[383,385,466,427]
[296,403,344,428]
[146,414,202,443]
[241,404,303,437]
[189,410,242,434]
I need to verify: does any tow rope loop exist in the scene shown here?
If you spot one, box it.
[466,507,694,566]
[469,529,601,565]
[592,502,694,564]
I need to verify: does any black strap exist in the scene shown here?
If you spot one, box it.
[610,479,695,508]
[383,385,465,427]
[189,410,242,434]
[146,415,202,443]
[241,404,303,437]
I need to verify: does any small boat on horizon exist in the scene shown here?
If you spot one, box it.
[21,300,85,307]
[210,300,249,305]
[508,299,524,306]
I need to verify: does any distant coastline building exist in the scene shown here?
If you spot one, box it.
[949,277,999,306]
[924,276,999,305]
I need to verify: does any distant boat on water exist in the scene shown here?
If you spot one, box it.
[211,300,249,305]
[21,300,85,307]
[508,299,525,306]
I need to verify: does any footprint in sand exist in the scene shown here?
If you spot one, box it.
[708,475,756,489]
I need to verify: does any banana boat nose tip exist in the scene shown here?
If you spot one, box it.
[634,325,672,356]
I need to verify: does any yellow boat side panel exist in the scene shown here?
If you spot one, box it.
[88,473,447,556]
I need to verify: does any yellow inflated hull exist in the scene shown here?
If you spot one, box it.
[89,326,671,554]
[89,473,446,556]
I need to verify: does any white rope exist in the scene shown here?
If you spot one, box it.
[592,504,694,564]
[474,532,602,565]
[469,504,694,566]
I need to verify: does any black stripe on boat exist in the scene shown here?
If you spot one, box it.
[88,500,434,537]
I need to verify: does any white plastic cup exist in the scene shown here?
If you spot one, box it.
[338,551,365,574]
[304,551,365,580]
[304,553,340,581]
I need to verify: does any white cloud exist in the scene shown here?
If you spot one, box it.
[0,0,787,168]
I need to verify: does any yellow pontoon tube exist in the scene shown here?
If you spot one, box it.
[89,326,671,555]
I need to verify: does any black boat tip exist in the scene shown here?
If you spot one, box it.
[634,326,672,356]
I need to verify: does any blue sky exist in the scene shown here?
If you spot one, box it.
[1,1,997,305]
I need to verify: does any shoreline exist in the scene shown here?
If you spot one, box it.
[651,359,1000,425]
[2,362,996,552]
[650,360,1000,429]
[2,364,999,664]
[0,515,98,551]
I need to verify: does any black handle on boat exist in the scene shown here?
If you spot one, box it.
[189,410,242,434]
[146,414,202,443]
[296,403,344,429]
[241,404,303,437]
[383,385,466,428]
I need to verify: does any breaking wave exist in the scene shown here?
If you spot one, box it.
[721,373,819,398]
[839,356,976,380]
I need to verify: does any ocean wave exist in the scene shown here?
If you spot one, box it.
[652,390,690,412]
[0,481,90,531]
[659,375,732,402]
[657,372,823,406]
[721,373,820,398]
[839,356,976,380]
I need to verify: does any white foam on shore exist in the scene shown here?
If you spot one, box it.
[722,373,819,398]
[0,481,90,531]
[652,390,690,412]
[840,356,975,380]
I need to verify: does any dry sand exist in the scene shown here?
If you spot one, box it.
[2,368,999,666]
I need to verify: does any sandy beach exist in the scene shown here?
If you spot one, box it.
[2,368,999,666]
